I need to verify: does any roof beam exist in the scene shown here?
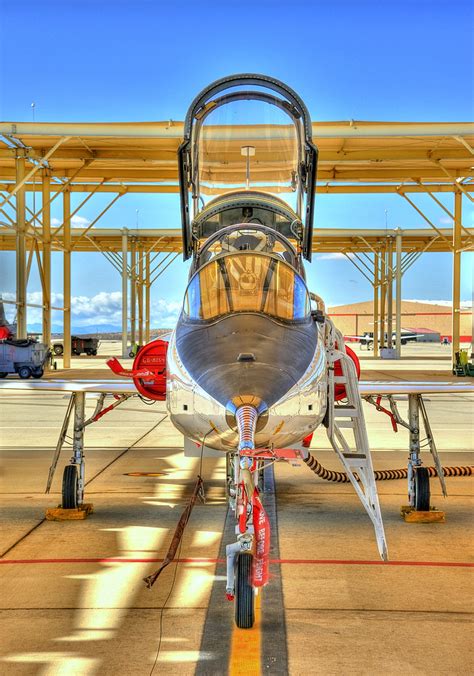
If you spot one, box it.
[0,137,71,209]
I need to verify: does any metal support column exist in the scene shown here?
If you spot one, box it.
[145,252,151,344]
[407,394,422,508]
[387,238,393,349]
[471,264,474,361]
[130,239,136,346]
[452,192,462,365]
[122,228,128,358]
[395,229,402,358]
[373,252,379,358]
[138,248,144,346]
[63,190,71,369]
[73,391,86,506]
[42,171,51,353]
[380,243,386,349]
[15,155,27,338]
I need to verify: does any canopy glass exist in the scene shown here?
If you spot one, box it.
[183,252,310,322]
[194,97,300,211]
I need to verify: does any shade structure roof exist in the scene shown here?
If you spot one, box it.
[1,120,473,190]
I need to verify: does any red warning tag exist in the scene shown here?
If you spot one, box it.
[252,489,270,587]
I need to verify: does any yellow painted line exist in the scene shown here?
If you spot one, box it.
[123,472,166,477]
[229,591,262,676]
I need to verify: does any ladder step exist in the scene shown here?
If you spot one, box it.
[337,421,355,428]
[343,453,367,459]
[334,407,358,417]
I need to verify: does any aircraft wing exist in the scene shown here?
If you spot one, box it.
[0,379,137,394]
[359,381,474,395]
[0,379,472,396]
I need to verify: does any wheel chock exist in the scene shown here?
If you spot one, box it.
[45,503,94,521]
[400,505,445,523]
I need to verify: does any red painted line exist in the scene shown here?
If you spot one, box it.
[275,559,474,568]
[0,557,472,568]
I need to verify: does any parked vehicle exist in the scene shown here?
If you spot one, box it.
[0,338,50,378]
[52,336,100,356]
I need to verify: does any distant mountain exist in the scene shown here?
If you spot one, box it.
[27,323,64,335]
[27,322,123,336]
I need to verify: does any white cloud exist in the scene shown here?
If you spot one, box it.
[1,291,182,328]
[51,215,91,227]
[71,215,91,227]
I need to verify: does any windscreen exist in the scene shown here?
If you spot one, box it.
[194,98,301,211]
[183,253,310,322]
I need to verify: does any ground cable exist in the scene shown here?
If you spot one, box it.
[303,453,473,483]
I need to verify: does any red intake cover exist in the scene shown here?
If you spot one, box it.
[334,344,360,401]
[132,339,168,400]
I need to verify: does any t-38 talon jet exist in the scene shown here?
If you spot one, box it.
[3,74,467,630]
[111,73,388,627]
[346,331,425,350]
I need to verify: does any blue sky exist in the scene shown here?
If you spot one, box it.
[0,0,473,328]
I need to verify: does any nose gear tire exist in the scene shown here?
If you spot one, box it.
[235,552,255,629]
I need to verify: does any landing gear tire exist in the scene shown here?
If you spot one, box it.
[53,345,63,355]
[62,464,79,509]
[235,552,255,629]
[18,366,31,379]
[414,467,430,511]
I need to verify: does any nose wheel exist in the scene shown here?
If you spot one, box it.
[235,551,255,629]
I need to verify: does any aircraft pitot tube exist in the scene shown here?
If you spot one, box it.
[235,405,259,451]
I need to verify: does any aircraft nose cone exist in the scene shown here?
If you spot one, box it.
[175,313,317,408]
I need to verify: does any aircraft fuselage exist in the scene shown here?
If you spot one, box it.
[166,231,328,451]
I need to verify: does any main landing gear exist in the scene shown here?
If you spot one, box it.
[366,392,447,519]
[45,392,87,509]
[406,393,446,513]
[45,391,131,513]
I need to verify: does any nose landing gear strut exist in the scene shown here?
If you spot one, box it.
[225,405,270,629]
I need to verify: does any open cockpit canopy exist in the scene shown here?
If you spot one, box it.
[179,74,318,261]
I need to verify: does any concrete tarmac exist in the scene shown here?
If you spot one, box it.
[0,353,473,675]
